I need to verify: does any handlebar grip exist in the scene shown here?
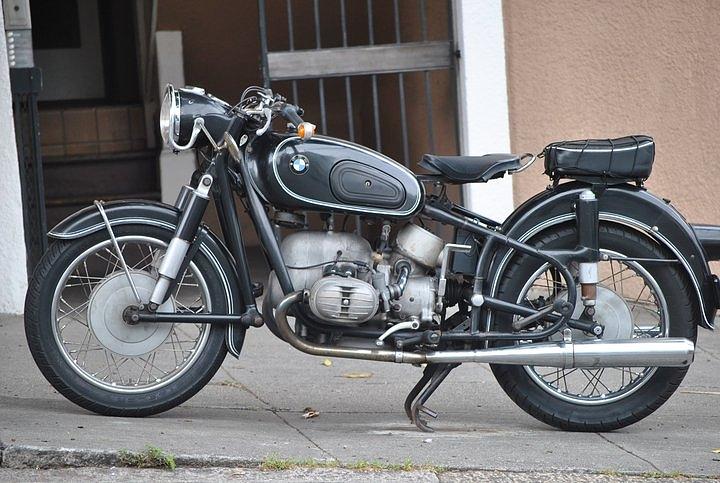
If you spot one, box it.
[280,103,304,127]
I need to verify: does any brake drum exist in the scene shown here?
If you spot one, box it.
[87,271,175,357]
[565,284,634,340]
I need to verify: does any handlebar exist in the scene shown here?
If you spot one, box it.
[238,88,313,139]
[255,107,273,136]
[279,103,304,127]
[278,102,314,140]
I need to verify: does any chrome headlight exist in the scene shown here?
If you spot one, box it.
[159,84,180,147]
[159,84,235,151]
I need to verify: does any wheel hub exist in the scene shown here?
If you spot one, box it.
[558,284,633,340]
[565,285,633,340]
[87,271,175,357]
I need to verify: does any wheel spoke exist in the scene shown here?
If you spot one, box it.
[131,245,159,271]
[523,253,666,404]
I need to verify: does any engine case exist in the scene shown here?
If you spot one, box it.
[392,276,437,323]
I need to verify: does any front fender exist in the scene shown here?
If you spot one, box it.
[49,200,182,239]
[49,200,247,356]
[490,182,717,329]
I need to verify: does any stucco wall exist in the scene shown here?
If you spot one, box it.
[0,9,29,313]
[504,0,720,225]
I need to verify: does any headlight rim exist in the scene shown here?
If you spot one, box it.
[160,84,181,147]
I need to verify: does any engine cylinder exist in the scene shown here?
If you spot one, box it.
[308,276,379,324]
[395,223,445,268]
[266,231,373,307]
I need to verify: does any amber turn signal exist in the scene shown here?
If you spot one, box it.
[297,122,316,141]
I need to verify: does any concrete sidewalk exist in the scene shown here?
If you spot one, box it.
[1,315,719,477]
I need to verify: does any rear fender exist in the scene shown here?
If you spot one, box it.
[489,182,717,330]
[49,200,247,356]
[692,224,720,261]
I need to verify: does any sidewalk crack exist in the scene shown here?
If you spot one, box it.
[269,409,337,461]
[216,367,336,460]
[217,366,273,407]
[596,433,660,471]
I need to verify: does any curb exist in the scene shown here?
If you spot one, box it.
[0,445,260,470]
[3,444,719,481]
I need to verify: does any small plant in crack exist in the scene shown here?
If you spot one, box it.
[118,445,176,471]
[259,454,444,473]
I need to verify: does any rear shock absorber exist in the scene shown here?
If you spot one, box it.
[148,174,213,309]
[577,189,599,308]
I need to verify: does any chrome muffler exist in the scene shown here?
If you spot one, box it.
[274,291,695,368]
[419,337,694,368]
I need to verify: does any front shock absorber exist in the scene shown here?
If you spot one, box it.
[148,174,213,309]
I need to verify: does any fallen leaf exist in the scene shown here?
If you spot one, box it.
[342,372,373,379]
[321,358,333,367]
[302,407,320,419]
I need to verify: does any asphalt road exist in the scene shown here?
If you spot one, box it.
[1,314,719,477]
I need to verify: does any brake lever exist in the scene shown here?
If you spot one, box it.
[255,107,273,136]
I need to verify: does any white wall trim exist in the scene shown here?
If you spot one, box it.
[0,9,29,313]
[156,30,195,204]
[453,0,513,222]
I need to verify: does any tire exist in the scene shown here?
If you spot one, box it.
[24,224,229,416]
[491,223,697,431]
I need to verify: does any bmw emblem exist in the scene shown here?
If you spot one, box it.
[290,154,309,175]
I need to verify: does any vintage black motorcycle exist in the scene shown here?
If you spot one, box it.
[25,84,720,432]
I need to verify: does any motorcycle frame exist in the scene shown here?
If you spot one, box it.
[134,146,609,344]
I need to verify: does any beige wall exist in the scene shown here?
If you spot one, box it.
[504,0,720,225]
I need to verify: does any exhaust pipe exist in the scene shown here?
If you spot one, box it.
[274,291,694,368]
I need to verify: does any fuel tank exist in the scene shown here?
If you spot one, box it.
[246,134,423,219]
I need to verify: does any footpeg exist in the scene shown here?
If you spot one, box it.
[240,305,264,328]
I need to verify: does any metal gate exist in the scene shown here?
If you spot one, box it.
[11,67,48,275]
[257,0,459,169]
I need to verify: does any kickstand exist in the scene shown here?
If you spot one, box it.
[404,364,440,421]
[405,363,460,432]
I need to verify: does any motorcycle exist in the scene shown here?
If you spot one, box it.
[25,84,720,432]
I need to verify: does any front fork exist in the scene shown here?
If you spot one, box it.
[148,175,213,309]
[144,155,264,328]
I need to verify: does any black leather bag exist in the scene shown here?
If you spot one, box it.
[543,135,655,182]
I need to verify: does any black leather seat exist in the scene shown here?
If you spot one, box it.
[419,153,522,183]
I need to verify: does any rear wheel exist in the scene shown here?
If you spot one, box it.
[25,224,229,416]
[491,224,697,431]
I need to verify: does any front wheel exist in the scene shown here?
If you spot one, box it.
[25,224,230,416]
[491,224,697,431]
